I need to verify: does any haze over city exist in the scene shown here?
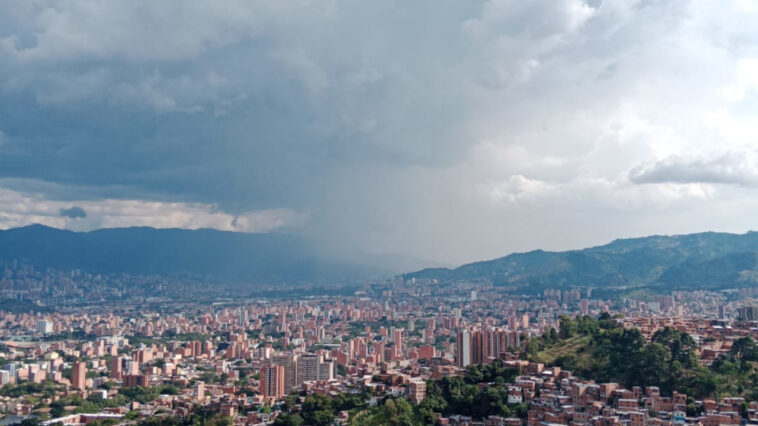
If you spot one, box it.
[2,1,758,264]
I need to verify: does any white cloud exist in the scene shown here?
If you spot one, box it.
[629,152,758,186]
[0,186,307,233]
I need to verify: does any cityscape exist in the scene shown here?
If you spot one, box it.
[3,0,758,425]
[2,272,758,425]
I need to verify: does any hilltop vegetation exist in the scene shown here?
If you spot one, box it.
[529,314,758,403]
[347,361,528,425]
[404,231,758,293]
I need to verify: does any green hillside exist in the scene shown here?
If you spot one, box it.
[528,315,758,403]
[404,231,758,293]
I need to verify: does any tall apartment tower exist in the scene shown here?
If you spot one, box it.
[297,354,320,383]
[456,329,471,368]
[36,320,53,334]
[373,342,385,364]
[271,354,298,394]
[394,329,403,358]
[318,359,335,381]
[109,357,123,380]
[471,329,484,364]
[73,361,87,390]
[260,365,285,399]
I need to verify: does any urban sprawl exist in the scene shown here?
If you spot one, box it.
[2,275,758,426]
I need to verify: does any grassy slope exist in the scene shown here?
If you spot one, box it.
[533,335,593,365]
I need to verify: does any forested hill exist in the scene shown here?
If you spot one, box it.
[404,231,758,293]
[530,315,758,405]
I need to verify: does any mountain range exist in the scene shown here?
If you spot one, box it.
[404,231,758,293]
[0,224,415,284]
[3,225,758,293]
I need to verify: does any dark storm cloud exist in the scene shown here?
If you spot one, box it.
[1,0,758,263]
[0,0,480,214]
[59,206,87,218]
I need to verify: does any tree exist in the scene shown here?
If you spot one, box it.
[207,415,233,426]
[524,340,540,360]
[740,401,749,419]
[651,327,698,369]
[547,328,558,344]
[124,411,140,421]
[637,343,668,390]
[274,414,304,426]
[684,370,718,399]
[731,337,758,362]
[383,399,398,420]
[685,403,700,417]
[558,316,576,339]
[302,393,335,426]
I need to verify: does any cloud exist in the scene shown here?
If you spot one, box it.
[1,0,758,263]
[0,186,306,233]
[59,206,86,218]
[629,153,758,186]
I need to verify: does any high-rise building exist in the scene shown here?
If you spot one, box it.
[457,326,519,367]
[318,359,334,381]
[507,316,517,330]
[354,337,368,359]
[456,329,471,368]
[373,342,385,364]
[426,318,436,343]
[346,340,354,362]
[471,329,484,364]
[272,354,298,393]
[73,361,87,390]
[297,354,320,383]
[580,299,589,315]
[394,329,403,358]
[109,357,123,379]
[134,349,153,364]
[738,302,758,321]
[125,359,139,376]
[657,295,675,311]
[260,365,285,399]
[6,364,16,379]
[509,330,520,349]
[36,320,53,335]
[124,374,149,387]
[194,381,205,398]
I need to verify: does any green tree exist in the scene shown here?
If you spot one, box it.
[558,316,576,339]
[731,337,758,362]
[274,414,304,426]
[302,393,335,426]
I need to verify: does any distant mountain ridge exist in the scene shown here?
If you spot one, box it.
[0,224,392,284]
[403,231,758,293]
[5,226,758,292]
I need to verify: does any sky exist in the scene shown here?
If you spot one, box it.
[1,0,758,265]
